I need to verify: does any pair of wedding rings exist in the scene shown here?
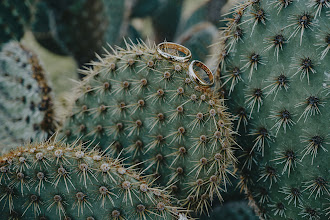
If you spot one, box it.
[156,42,214,88]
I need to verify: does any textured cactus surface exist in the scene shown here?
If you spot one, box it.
[216,0,330,219]
[32,0,130,66]
[0,0,36,46]
[0,42,55,146]
[60,40,236,214]
[0,140,183,219]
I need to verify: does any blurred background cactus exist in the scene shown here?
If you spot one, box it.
[0,42,56,146]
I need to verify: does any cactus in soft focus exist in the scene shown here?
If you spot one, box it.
[0,140,185,219]
[152,0,184,43]
[0,0,36,46]
[60,40,236,215]
[131,0,160,18]
[0,42,56,146]
[176,22,218,62]
[215,0,330,219]
[31,0,132,67]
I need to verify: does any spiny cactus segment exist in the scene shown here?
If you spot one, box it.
[0,42,56,146]
[0,140,186,219]
[60,40,236,215]
[215,0,330,219]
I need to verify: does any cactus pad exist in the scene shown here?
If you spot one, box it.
[0,42,56,146]
[0,140,184,219]
[61,40,236,214]
[216,0,330,219]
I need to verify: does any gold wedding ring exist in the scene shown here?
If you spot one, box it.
[156,42,192,63]
[188,60,214,88]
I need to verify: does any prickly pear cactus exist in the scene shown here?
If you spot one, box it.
[0,42,56,146]
[60,40,236,214]
[216,0,330,219]
[0,140,184,219]
[0,0,36,46]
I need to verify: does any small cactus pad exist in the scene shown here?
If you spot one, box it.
[0,42,55,146]
[60,40,236,214]
[0,140,184,219]
[216,0,330,219]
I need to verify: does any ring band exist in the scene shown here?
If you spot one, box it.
[188,60,214,88]
[156,42,192,63]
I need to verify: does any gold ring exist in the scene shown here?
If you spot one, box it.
[156,42,192,63]
[188,60,214,87]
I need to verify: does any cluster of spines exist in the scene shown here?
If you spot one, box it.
[215,0,329,219]
[0,140,185,219]
[60,39,236,215]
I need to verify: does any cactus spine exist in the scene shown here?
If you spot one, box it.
[215,0,330,219]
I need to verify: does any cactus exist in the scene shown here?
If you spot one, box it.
[152,0,184,43]
[0,140,185,219]
[177,0,228,32]
[0,42,56,146]
[0,0,36,46]
[31,1,69,56]
[173,1,222,62]
[60,40,236,215]
[31,0,132,67]
[131,0,160,18]
[215,0,330,219]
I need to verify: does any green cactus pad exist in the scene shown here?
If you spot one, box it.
[0,42,56,146]
[0,140,185,219]
[152,0,184,43]
[131,0,160,18]
[60,40,236,214]
[215,0,330,219]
